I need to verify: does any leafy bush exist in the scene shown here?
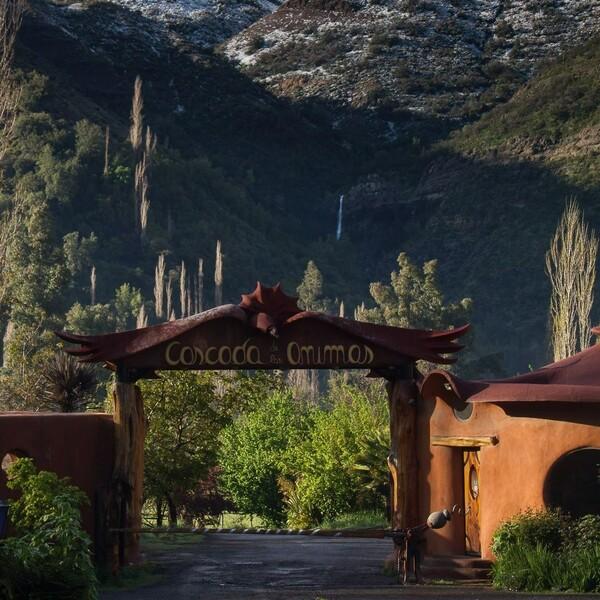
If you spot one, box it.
[0,458,97,599]
[218,390,311,526]
[291,382,388,525]
[177,467,234,526]
[567,514,600,551]
[218,381,388,528]
[491,508,567,557]
[493,541,600,593]
[492,509,600,593]
[320,510,387,529]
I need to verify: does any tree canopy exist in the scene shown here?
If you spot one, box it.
[359,252,472,330]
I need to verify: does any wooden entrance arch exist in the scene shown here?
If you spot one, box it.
[58,283,468,567]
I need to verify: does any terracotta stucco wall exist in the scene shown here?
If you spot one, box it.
[417,393,600,560]
[0,412,115,539]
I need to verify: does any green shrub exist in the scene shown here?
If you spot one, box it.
[492,510,600,593]
[320,510,387,529]
[292,382,388,525]
[218,390,311,526]
[560,544,600,592]
[0,458,97,599]
[493,541,600,593]
[491,508,567,557]
[567,514,600,551]
[492,541,556,592]
[219,381,388,529]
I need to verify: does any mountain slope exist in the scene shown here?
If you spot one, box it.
[10,0,600,377]
[343,35,600,373]
[223,0,600,120]
[58,0,284,48]
[16,0,384,306]
[447,35,600,186]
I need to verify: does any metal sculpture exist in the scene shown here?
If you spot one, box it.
[389,508,453,584]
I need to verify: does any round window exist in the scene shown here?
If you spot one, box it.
[544,448,600,517]
[469,465,479,499]
[453,402,473,421]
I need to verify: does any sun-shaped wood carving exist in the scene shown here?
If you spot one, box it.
[239,282,302,334]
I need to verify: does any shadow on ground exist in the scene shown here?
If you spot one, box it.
[101,534,600,600]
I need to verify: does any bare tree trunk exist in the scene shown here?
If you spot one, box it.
[166,495,177,528]
[134,153,149,238]
[387,375,418,529]
[166,272,174,321]
[136,304,147,329]
[197,257,204,313]
[0,0,23,162]
[154,253,165,319]
[155,499,164,527]
[179,260,187,318]
[90,265,97,306]
[129,76,143,157]
[111,382,146,568]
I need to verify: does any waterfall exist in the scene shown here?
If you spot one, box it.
[336,194,344,241]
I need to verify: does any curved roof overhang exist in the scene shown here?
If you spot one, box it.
[56,282,469,379]
[422,340,600,406]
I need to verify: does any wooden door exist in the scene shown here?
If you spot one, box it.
[463,450,481,555]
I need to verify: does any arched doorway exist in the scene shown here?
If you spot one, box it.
[544,447,600,517]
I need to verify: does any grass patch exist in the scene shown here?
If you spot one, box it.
[99,562,165,591]
[221,513,267,529]
[319,510,387,529]
[141,532,205,552]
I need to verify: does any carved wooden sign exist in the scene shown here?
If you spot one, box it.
[57,283,468,376]
[125,317,383,371]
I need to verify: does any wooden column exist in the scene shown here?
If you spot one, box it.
[111,380,146,568]
[387,371,419,529]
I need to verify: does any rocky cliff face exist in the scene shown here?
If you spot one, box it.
[223,0,600,119]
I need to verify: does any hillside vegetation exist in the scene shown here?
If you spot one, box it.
[448,36,600,186]
[5,0,600,377]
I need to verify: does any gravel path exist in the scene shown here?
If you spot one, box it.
[101,534,597,600]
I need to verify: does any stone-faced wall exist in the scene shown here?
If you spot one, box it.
[0,413,115,542]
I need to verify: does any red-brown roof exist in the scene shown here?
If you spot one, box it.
[422,340,600,404]
[56,282,469,372]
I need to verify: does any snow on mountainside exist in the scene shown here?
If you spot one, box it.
[57,0,283,47]
[223,0,600,118]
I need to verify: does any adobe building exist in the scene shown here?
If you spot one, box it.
[419,339,600,561]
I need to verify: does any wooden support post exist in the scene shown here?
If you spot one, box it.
[387,373,419,529]
[111,380,146,569]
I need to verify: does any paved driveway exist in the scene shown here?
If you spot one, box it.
[101,534,596,600]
